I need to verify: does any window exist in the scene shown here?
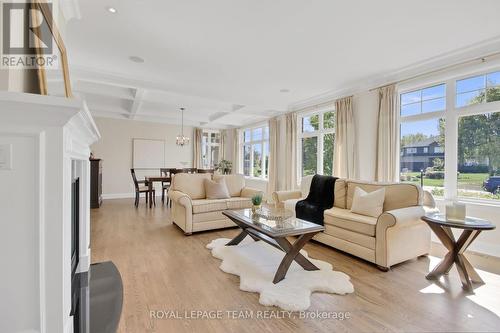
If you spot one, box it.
[400,84,446,116]
[201,130,221,168]
[457,112,500,200]
[298,110,335,178]
[456,70,500,107]
[400,115,445,197]
[399,69,500,202]
[240,125,269,179]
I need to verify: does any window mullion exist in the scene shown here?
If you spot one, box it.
[444,81,457,200]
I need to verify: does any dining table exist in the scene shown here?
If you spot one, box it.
[144,175,170,208]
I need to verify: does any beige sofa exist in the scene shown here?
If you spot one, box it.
[273,179,438,270]
[168,173,262,235]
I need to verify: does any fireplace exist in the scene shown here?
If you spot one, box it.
[0,92,101,333]
[71,176,81,332]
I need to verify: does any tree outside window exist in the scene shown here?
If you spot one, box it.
[298,110,335,178]
[240,125,269,179]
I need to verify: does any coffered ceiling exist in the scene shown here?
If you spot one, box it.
[60,0,500,128]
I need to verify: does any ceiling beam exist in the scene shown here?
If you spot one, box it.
[129,88,146,120]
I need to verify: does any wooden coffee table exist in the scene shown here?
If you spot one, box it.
[422,213,495,292]
[223,209,325,284]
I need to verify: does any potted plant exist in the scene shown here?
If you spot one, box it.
[216,159,232,175]
[251,193,263,213]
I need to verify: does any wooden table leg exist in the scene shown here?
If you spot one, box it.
[273,233,319,284]
[149,180,153,208]
[425,222,484,292]
[226,229,249,246]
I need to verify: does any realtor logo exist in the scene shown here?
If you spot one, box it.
[1,2,56,68]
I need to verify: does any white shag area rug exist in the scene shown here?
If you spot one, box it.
[206,237,354,311]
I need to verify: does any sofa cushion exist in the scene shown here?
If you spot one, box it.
[334,179,347,209]
[323,224,376,250]
[204,178,230,199]
[172,173,212,199]
[213,174,245,197]
[300,175,314,197]
[225,197,253,210]
[346,181,421,212]
[324,207,377,236]
[284,198,301,216]
[350,187,385,218]
[191,199,228,214]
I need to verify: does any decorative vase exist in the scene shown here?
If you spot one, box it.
[252,204,261,213]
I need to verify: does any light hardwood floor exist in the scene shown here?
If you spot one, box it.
[91,199,500,333]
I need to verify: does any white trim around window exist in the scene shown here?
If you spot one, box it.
[239,123,269,180]
[296,107,336,181]
[398,66,500,204]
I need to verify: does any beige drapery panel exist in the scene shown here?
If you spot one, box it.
[231,129,240,174]
[334,96,357,178]
[193,128,202,168]
[284,113,298,189]
[267,117,279,196]
[375,85,398,182]
[220,129,226,161]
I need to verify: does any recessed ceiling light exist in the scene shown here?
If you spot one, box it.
[107,7,117,13]
[280,88,290,93]
[129,56,145,63]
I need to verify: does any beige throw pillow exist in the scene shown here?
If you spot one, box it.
[350,187,385,218]
[204,178,230,199]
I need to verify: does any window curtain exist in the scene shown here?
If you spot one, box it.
[193,128,202,168]
[284,112,298,189]
[267,117,279,197]
[231,129,240,174]
[334,96,357,179]
[375,85,398,182]
[220,129,226,161]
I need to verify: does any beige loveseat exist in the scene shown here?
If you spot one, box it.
[273,179,438,270]
[168,173,262,235]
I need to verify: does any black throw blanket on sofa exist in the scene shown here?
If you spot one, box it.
[295,175,338,225]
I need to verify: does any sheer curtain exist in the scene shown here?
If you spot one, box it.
[334,96,357,179]
[231,129,240,174]
[220,129,226,161]
[267,117,279,196]
[284,112,298,189]
[375,85,398,182]
[193,128,202,168]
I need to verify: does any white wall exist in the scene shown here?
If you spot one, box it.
[0,134,40,333]
[91,117,194,197]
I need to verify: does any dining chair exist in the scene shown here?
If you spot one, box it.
[182,168,198,174]
[160,168,177,205]
[131,169,155,207]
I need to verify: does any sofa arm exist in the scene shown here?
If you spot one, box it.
[375,205,429,268]
[240,187,264,198]
[168,190,193,234]
[377,206,426,231]
[168,190,192,207]
[271,190,303,208]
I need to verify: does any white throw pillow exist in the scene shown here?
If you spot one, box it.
[204,178,231,199]
[350,187,385,218]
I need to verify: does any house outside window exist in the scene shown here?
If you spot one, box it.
[399,69,500,202]
[201,130,221,168]
[297,109,335,178]
[240,124,269,179]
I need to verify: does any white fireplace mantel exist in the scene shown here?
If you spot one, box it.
[0,92,100,333]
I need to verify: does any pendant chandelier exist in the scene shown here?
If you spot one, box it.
[176,107,190,146]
